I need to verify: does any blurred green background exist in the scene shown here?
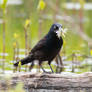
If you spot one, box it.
[0,0,92,73]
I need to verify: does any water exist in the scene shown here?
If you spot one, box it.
[0,49,92,74]
[0,19,3,24]
[65,3,92,10]
[0,0,22,5]
[0,59,6,61]
[0,53,8,56]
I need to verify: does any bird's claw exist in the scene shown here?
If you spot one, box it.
[43,71,54,74]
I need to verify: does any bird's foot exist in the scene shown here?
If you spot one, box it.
[43,71,54,74]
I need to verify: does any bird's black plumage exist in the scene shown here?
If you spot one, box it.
[14,23,63,73]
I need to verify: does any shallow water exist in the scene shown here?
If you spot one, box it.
[0,0,22,5]
[0,50,92,74]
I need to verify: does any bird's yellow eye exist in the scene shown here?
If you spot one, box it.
[54,25,58,30]
[54,25,56,29]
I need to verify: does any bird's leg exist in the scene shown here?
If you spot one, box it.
[40,65,47,73]
[48,61,54,73]
[39,61,47,73]
[29,62,34,71]
[49,64,54,73]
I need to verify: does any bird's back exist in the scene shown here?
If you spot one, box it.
[30,32,63,62]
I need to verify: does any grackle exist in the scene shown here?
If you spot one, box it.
[14,23,65,73]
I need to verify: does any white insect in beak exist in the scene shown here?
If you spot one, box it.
[61,28,68,37]
[56,27,68,38]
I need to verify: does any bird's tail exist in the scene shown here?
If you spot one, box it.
[14,55,34,67]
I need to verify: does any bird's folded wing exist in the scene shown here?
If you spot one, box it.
[29,37,46,54]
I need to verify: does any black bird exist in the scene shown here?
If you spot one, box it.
[14,23,65,73]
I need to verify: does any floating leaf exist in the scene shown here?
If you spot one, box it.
[37,0,46,11]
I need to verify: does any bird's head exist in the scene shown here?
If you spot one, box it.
[50,23,67,38]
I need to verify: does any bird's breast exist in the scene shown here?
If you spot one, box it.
[45,35,63,53]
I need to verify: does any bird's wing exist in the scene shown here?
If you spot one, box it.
[29,37,46,54]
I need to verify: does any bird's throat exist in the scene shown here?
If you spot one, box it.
[56,30,61,38]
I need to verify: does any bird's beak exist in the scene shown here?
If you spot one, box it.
[56,27,62,38]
